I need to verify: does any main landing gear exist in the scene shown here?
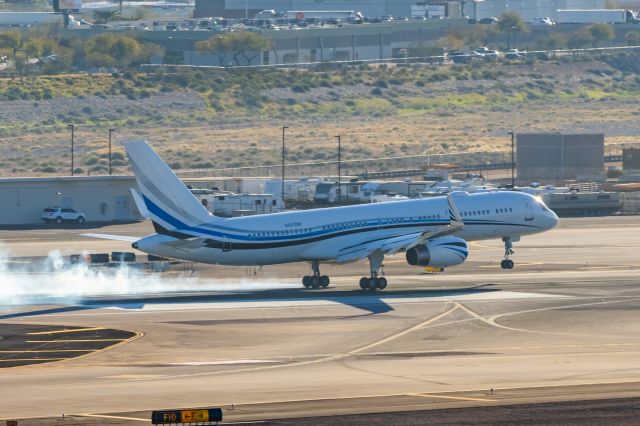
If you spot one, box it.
[359,251,387,291]
[500,236,515,270]
[302,260,330,289]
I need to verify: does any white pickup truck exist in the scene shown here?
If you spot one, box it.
[42,207,86,224]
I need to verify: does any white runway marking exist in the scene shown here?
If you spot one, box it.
[103,291,570,312]
[169,360,280,366]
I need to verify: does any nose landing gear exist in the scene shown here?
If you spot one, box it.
[501,236,515,269]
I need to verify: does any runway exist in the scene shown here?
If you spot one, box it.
[1,216,639,424]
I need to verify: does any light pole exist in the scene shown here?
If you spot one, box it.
[68,124,74,176]
[335,135,341,202]
[108,128,115,176]
[508,131,515,190]
[281,126,288,202]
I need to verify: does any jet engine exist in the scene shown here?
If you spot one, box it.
[405,236,468,268]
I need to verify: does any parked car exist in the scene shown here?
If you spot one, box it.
[479,17,498,24]
[505,49,525,60]
[42,207,86,224]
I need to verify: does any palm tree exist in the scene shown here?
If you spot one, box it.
[93,9,120,24]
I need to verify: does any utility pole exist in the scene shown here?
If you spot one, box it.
[281,126,288,203]
[68,124,74,176]
[108,128,115,176]
[335,135,341,202]
[508,131,515,190]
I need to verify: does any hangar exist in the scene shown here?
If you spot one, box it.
[0,176,143,226]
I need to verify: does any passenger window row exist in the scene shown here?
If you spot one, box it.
[248,214,444,238]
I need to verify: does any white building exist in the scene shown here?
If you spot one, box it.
[0,176,143,226]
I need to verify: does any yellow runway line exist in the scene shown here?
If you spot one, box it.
[78,414,148,422]
[26,339,124,343]
[410,393,497,402]
[27,327,105,335]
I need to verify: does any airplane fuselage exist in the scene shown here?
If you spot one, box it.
[135,191,558,266]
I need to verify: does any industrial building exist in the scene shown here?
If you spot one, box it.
[0,176,143,226]
[516,133,604,182]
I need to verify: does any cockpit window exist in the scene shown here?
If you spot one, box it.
[535,196,551,212]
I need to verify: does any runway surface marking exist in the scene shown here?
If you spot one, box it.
[0,350,95,353]
[487,297,640,325]
[169,360,280,366]
[66,331,144,363]
[97,305,463,382]
[346,304,459,355]
[96,291,569,313]
[0,358,67,362]
[26,339,126,343]
[78,413,148,422]
[409,393,497,402]
[27,327,105,335]
[456,302,583,336]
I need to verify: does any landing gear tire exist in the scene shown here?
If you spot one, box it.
[377,277,388,290]
[320,275,330,288]
[302,276,312,288]
[500,259,514,269]
[311,275,321,289]
[359,277,368,290]
[367,278,378,291]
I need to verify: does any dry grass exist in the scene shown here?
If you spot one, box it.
[1,57,639,176]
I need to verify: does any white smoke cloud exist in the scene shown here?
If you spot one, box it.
[0,245,298,306]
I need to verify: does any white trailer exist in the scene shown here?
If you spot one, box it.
[359,181,432,202]
[0,12,65,26]
[192,190,284,217]
[264,178,324,202]
[556,9,635,24]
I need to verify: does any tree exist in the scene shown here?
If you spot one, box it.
[196,35,230,65]
[0,31,24,60]
[198,32,269,66]
[625,30,640,45]
[93,9,120,24]
[536,32,568,50]
[25,37,58,64]
[84,34,148,68]
[568,28,594,49]
[497,11,527,49]
[436,34,464,52]
[588,23,614,47]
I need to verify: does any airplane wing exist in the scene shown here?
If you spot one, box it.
[81,233,140,243]
[335,194,464,264]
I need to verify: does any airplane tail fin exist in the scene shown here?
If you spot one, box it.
[125,141,217,230]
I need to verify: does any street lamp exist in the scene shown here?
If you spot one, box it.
[68,124,74,176]
[335,135,341,202]
[508,131,515,190]
[281,126,288,202]
[108,128,115,176]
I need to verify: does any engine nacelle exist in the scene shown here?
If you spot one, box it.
[406,236,468,268]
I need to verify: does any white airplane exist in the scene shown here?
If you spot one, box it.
[86,141,558,291]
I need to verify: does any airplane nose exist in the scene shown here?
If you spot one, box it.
[548,210,559,229]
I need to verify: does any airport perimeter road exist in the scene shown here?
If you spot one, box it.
[0,216,639,423]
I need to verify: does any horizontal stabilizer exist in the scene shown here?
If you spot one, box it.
[81,233,139,243]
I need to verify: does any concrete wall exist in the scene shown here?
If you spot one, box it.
[0,176,144,226]
[517,133,604,182]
